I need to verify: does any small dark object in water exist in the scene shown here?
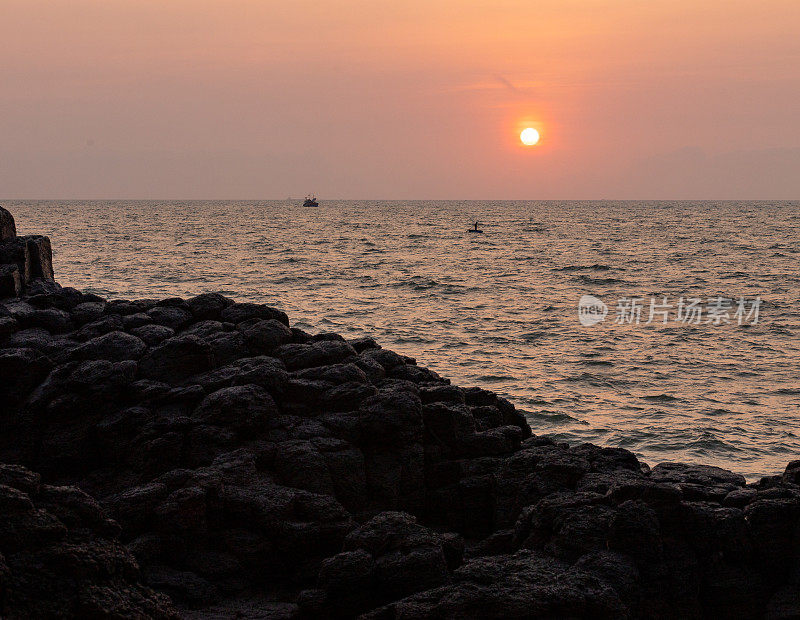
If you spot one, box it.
[469,220,484,233]
[303,195,319,207]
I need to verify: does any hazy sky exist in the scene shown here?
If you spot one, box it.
[1,0,798,199]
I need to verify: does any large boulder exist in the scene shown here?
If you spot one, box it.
[138,335,214,383]
[194,355,288,394]
[68,330,147,362]
[193,384,278,432]
[220,302,289,327]
[70,301,106,325]
[0,208,54,297]
[147,305,192,330]
[0,206,16,241]
[24,236,55,282]
[186,293,233,321]
[275,341,357,371]
[0,236,54,291]
[239,318,293,353]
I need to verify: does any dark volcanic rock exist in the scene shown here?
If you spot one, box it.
[70,300,106,325]
[0,315,18,341]
[194,384,278,431]
[0,347,52,411]
[220,302,289,327]
[275,340,357,371]
[0,233,55,296]
[2,264,800,619]
[0,239,30,287]
[25,235,55,282]
[304,511,454,616]
[649,462,746,488]
[0,264,23,297]
[108,299,157,316]
[781,460,800,485]
[147,305,193,330]
[186,292,233,321]
[72,314,123,341]
[0,206,16,241]
[195,355,288,394]
[0,463,177,619]
[130,323,176,345]
[138,335,214,383]
[239,318,293,353]
[364,550,626,619]
[69,330,147,362]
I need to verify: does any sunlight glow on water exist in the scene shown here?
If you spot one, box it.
[8,200,800,480]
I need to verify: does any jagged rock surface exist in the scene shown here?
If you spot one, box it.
[0,463,178,618]
[3,286,800,619]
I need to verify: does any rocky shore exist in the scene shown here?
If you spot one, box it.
[1,206,800,618]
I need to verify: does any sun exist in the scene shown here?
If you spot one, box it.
[520,127,540,146]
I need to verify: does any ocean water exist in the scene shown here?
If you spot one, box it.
[6,200,800,480]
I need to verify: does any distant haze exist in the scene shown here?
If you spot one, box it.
[1,0,798,199]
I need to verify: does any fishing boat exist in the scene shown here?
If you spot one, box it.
[303,195,319,207]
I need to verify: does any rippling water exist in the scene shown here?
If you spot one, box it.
[7,200,800,480]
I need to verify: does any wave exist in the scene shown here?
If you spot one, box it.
[523,410,588,425]
[574,274,627,285]
[641,394,680,402]
[554,264,612,271]
[475,374,516,382]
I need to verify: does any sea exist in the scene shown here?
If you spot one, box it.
[6,200,800,481]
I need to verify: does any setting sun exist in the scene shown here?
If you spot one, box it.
[520,127,540,146]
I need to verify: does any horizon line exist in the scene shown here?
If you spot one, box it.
[2,197,798,203]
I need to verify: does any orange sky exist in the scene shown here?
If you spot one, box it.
[1,0,798,198]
